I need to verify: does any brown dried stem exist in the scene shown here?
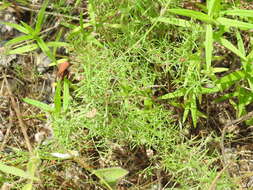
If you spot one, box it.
[3,75,32,153]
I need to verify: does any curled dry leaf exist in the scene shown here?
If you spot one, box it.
[57,61,70,78]
[85,108,97,118]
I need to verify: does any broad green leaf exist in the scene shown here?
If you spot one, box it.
[219,38,247,60]
[223,9,253,18]
[0,163,38,181]
[7,44,38,54]
[205,24,213,72]
[216,70,246,90]
[63,78,70,112]
[208,0,221,17]
[190,95,197,128]
[5,35,34,46]
[35,0,49,34]
[0,22,29,34]
[168,9,215,23]
[236,30,246,56]
[217,17,253,30]
[23,98,54,112]
[93,167,128,183]
[155,17,192,27]
[54,80,62,115]
[159,88,187,99]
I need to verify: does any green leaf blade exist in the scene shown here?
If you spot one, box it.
[0,163,38,181]
[217,17,253,30]
[63,78,70,112]
[23,98,54,112]
[205,24,213,72]
[0,22,29,34]
[159,88,187,99]
[155,17,192,27]
[207,0,221,17]
[7,44,38,55]
[223,9,253,18]
[93,167,128,183]
[5,35,34,46]
[219,37,247,60]
[35,0,49,34]
[168,9,214,23]
[54,80,62,115]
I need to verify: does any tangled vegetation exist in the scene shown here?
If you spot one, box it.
[1,0,253,189]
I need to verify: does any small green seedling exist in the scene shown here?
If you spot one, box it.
[23,78,71,117]
[1,0,69,63]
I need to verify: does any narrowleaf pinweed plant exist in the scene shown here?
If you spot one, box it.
[2,0,253,189]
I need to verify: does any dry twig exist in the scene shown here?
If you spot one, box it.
[3,75,32,153]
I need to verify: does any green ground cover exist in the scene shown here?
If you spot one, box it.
[1,0,253,189]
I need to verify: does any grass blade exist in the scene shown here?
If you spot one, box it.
[205,24,213,72]
[0,22,29,34]
[7,44,38,54]
[5,35,33,46]
[219,37,247,60]
[20,21,35,35]
[223,9,253,18]
[47,41,70,48]
[159,88,187,99]
[0,163,38,181]
[168,9,214,23]
[190,95,197,128]
[87,1,96,27]
[35,0,49,34]
[36,37,54,61]
[208,0,220,17]
[155,17,192,27]
[183,102,190,123]
[216,70,246,90]
[217,17,253,30]
[236,30,246,56]
[54,80,62,116]
[23,98,54,112]
[53,29,63,57]
[63,78,70,112]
